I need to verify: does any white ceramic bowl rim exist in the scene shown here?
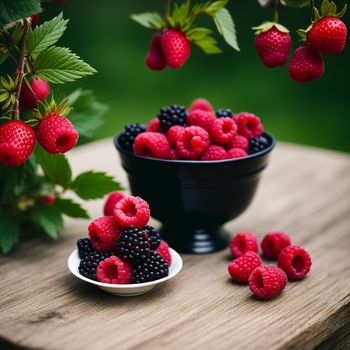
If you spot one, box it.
[68,248,183,289]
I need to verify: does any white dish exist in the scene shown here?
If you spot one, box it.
[68,248,183,296]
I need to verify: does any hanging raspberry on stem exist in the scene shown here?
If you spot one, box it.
[131,0,240,71]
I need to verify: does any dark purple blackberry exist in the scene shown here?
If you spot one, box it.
[132,251,169,283]
[143,225,161,249]
[157,104,187,131]
[78,252,111,281]
[119,123,146,152]
[216,108,233,118]
[249,135,269,154]
[115,226,150,263]
[77,238,94,259]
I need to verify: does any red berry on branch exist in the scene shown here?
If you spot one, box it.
[289,46,324,83]
[307,17,347,55]
[161,30,191,69]
[20,79,50,110]
[31,13,41,26]
[35,114,79,154]
[0,121,36,166]
[146,33,167,71]
[42,194,55,205]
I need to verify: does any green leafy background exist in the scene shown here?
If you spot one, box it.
[38,0,349,153]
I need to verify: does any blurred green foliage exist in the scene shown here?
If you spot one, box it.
[44,0,350,153]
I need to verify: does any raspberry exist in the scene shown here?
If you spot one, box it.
[42,194,55,205]
[227,148,247,159]
[113,195,150,229]
[147,118,163,132]
[146,32,167,71]
[35,114,78,154]
[254,25,292,68]
[289,46,324,83]
[79,251,112,281]
[188,98,214,113]
[115,226,151,262]
[227,135,249,152]
[143,225,161,249]
[168,148,180,160]
[157,104,187,131]
[119,123,146,152]
[209,117,237,145]
[0,120,36,166]
[88,216,121,253]
[307,16,347,55]
[155,240,172,266]
[103,191,125,216]
[234,112,263,140]
[278,245,312,280]
[261,232,291,260]
[96,255,132,284]
[249,135,270,154]
[77,238,94,259]
[161,30,191,69]
[249,265,287,300]
[216,108,233,118]
[132,251,169,283]
[228,251,262,284]
[166,125,184,147]
[187,109,216,131]
[200,145,227,161]
[175,125,210,160]
[20,79,50,110]
[133,132,170,159]
[230,232,258,258]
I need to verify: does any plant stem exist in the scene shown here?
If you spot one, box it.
[309,0,315,22]
[14,18,31,121]
[164,0,171,25]
[273,0,279,22]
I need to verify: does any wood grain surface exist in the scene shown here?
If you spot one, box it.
[1,140,350,350]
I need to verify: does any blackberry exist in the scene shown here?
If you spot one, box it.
[143,225,161,249]
[119,123,146,152]
[132,251,169,283]
[216,108,233,118]
[249,135,270,154]
[115,226,150,263]
[77,238,94,259]
[78,252,111,281]
[157,104,187,131]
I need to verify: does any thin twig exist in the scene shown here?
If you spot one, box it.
[309,0,315,22]
[273,0,280,22]
[164,0,171,24]
[14,18,31,120]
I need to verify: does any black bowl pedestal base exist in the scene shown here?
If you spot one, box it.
[160,225,230,254]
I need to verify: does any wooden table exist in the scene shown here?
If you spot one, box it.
[1,140,350,350]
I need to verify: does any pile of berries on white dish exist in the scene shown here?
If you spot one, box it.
[118,97,270,161]
[76,192,174,285]
[227,231,312,300]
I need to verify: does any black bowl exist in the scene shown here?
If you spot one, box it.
[114,132,276,254]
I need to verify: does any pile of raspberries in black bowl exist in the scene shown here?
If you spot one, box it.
[114,98,276,254]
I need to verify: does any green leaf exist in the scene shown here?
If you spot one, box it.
[35,47,97,84]
[67,89,108,139]
[35,146,72,189]
[0,214,19,253]
[0,0,41,27]
[213,8,240,52]
[32,203,63,239]
[55,198,89,219]
[187,27,213,41]
[130,12,165,30]
[172,1,191,27]
[193,34,222,54]
[205,0,229,15]
[27,13,68,58]
[71,171,122,200]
